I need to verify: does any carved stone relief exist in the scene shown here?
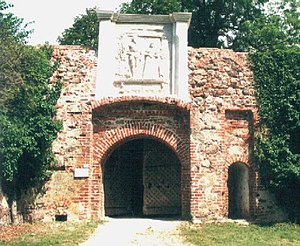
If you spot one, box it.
[114,25,171,95]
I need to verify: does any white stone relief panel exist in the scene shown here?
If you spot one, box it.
[114,24,172,95]
[96,11,191,99]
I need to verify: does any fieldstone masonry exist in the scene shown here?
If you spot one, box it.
[16,44,284,223]
[188,48,257,221]
[0,13,287,224]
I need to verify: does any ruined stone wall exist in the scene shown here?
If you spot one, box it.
[30,45,97,222]
[188,48,286,222]
[1,45,286,224]
[188,48,257,221]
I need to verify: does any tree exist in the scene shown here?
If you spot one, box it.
[120,0,269,48]
[0,0,30,107]
[59,0,272,50]
[0,0,61,222]
[0,1,30,42]
[57,8,98,50]
[120,0,181,14]
[234,0,300,51]
[183,0,269,48]
[59,0,300,51]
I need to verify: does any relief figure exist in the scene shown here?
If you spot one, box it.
[126,38,143,78]
[142,42,162,79]
[117,35,167,81]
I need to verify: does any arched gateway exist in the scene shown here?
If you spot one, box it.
[91,98,191,219]
[104,138,181,217]
[21,10,267,224]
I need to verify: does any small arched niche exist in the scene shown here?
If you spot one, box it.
[228,162,250,219]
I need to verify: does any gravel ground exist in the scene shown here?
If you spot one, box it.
[80,217,193,246]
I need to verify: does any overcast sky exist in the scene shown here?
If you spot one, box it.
[8,0,127,45]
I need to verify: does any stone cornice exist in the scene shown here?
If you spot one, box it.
[96,10,192,25]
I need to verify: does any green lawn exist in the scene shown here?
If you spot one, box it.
[1,220,299,245]
[181,222,300,246]
[0,221,100,246]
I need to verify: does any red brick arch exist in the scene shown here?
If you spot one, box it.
[90,98,191,219]
[89,96,191,111]
[225,156,250,167]
[93,123,189,166]
[91,97,191,166]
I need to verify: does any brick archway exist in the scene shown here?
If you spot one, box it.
[103,138,182,217]
[90,99,191,219]
[94,124,188,166]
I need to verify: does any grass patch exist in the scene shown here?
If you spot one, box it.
[181,222,300,246]
[0,221,100,246]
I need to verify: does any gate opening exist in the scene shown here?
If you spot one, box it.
[103,138,181,217]
[228,162,250,219]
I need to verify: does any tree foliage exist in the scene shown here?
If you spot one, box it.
[0,0,61,203]
[57,8,98,50]
[252,50,300,222]
[59,0,269,50]
[120,0,269,48]
[0,0,31,43]
[181,0,268,48]
[234,0,300,51]
[58,0,299,51]
[120,0,181,14]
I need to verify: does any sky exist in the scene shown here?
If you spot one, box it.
[7,0,127,45]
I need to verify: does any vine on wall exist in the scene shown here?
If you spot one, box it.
[251,50,300,222]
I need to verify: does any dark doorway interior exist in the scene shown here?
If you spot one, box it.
[103,138,181,217]
[104,139,143,217]
[228,163,250,219]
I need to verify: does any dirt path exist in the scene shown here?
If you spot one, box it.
[80,217,193,246]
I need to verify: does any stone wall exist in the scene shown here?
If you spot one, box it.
[188,48,257,221]
[188,48,286,222]
[26,45,97,222]
[0,45,287,224]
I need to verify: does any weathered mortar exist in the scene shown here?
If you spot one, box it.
[32,45,97,222]
[188,48,286,222]
[188,48,257,220]
[1,45,286,224]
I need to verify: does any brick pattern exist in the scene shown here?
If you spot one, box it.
[34,46,96,221]
[188,48,257,221]
[92,101,190,219]
[90,96,191,111]
[4,46,286,224]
